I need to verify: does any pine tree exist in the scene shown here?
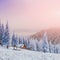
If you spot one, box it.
[53,44,57,53]
[4,22,10,46]
[42,32,49,53]
[24,37,29,48]
[15,35,18,46]
[49,41,52,53]
[1,24,5,45]
[12,33,18,47]
[12,33,15,46]
[19,37,21,44]
[18,36,23,44]
[29,38,37,51]
[19,36,24,44]
[37,39,43,51]
[22,37,25,44]
[0,22,2,45]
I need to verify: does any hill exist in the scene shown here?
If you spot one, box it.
[0,47,60,60]
[31,28,60,44]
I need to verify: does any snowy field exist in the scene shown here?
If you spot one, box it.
[0,47,60,60]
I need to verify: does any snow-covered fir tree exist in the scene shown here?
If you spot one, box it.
[22,37,27,47]
[19,37,21,44]
[15,35,19,46]
[12,33,17,47]
[49,41,56,53]
[1,24,5,45]
[19,36,24,44]
[56,44,60,53]
[24,36,30,48]
[42,32,49,53]
[49,42,59,53]
[26,39,29,48]
[49,41,52,53]
[29,38,37,51]
[0,22,2,45]
[4,22,10,46]
[34,39,38,51]
[37,39,43,51]
[53,44,59,53]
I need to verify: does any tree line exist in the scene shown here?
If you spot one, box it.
[0,22,60,53]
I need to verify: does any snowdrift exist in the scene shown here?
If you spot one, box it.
[0,47,60,60]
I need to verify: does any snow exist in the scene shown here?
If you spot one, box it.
[0,47,60,60]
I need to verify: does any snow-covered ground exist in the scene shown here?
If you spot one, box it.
[0,47,60,60]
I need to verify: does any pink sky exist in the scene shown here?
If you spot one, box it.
[0,0,60,35]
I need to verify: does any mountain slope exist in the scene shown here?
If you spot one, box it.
[0,47,60,60]
[31,28,60,44]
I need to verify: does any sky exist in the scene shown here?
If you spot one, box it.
[0,0,60,35]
